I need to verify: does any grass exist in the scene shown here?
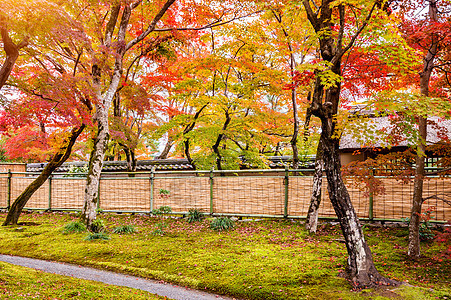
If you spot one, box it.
[0,261,167,299]
[0,211,449,300]
[62,220,86,234]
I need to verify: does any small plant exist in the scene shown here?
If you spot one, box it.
[84,232,110,241]
[89,219,105,233]
[151,222,167,236]
[112,225,136,234]
[210,217,235,231]
[187,208,204,223]
[64,165,89,178]
[403,208,436,241]
[159,189,170,199]
[152,206,172,216]
[62,221,86,234]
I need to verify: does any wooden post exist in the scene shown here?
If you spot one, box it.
[150,167,155,213]
[7,169,11,210]
[48,175,52,211]
[369,169,374,221]
[284,167,289,218]
[209,168,214,215]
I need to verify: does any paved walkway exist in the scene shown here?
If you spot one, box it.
[0,254,235,300]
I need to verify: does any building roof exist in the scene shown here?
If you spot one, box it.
[26,156,316,173]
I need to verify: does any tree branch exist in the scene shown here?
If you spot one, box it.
[332,1,378,65]
[126,0,176,51]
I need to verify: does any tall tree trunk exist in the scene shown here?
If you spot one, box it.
[81,109,110,229]
[80,0,175,230]
[321,127,396,285]
[408,0,438,258]
[291,87,300,169]
[305,139,323,233]
[302,0,398,287]
[2,125,85,226]
[121,145,136,173]
[182,104,209,170]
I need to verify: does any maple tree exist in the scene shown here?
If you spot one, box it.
[70,0,262,229]
[0,0,96,225]
[399,0,451,258]
[300,0,401,287]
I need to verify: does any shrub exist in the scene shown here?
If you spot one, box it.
[151,222,167,236]
[187,208,204,223]
[84,232,110,241]
[152,206,172,216]
[62,221,86,234]
[210,217,234,231]
[90,219,105,233]
[112,225,136,234]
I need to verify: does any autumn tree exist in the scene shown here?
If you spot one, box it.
[301,0,400,287]
[397,0,451,258]
[0,1,94,225]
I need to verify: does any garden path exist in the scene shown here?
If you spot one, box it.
[0,254,236,300]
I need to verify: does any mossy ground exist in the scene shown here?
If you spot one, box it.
[0,211,449,300]
[0,261,166,299]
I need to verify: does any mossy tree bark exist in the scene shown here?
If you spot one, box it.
[305,139,323,233]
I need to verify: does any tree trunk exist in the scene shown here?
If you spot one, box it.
[212,110,231,171]
[408,0,438,258]
[408,117,426,257]
[80,1,175,230]
[305,139,323,233]
[2,125,85,226]
[290,87,300,169]
[156,136,173,159]
[321,130,397,286]
[81,113,109,229]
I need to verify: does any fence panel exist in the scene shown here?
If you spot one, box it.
[12,177,49,209]
[423,178,451,221]
[51,178,85,210]
[344,178,370,219]
[154,176,210,213]
[0,176,7,208]
[287,176,314,216]
[100,177,151,212]
[1,171,449,221]
[213,177,284,216]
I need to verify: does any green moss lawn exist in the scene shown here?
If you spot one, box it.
[0,212,449,300]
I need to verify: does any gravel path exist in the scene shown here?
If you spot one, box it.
[0,254,236,300]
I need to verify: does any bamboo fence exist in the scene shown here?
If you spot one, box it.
[0,170,450,221]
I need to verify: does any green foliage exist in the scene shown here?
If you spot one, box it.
[63,164,88,178]
[403,209,435,241]
[187,208,205,223]
[112,225,136,234]
[89,219,105,233]
[151,222,167,236]
[152,206,172,216]
[159,189,170,195]
[62,221,86,234]
[210,217,235,231]
[84,232,110,241]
